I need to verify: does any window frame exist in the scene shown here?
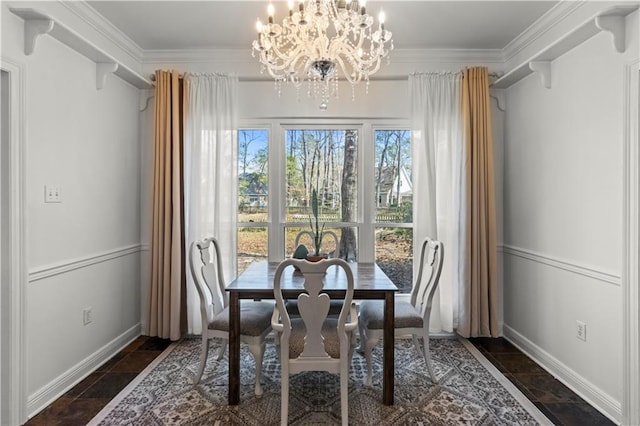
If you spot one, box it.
[238,119,411,266]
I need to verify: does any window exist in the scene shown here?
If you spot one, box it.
[238,124,413,293]
[374,130,413,293]
[284,129,358,260]
[237,129,268,275]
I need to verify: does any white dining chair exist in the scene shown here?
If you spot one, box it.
[357,237,444,386]
[189,237,273,395]
[271,258,358,426]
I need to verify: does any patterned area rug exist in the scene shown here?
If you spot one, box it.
[89,337,550,425]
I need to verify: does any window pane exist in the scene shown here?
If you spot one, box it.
[238,129,268,274]
[375,227,413,293]
[285,129,358,261]
[238,129,268,223]
[374,130,412,224]
[237,227,268,275]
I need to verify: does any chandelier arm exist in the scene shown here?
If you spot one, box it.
[333,56,360,85]
[251,0,392,109]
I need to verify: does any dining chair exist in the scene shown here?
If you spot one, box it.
[357,237,444,386]
[271,258,358,426]
[189,237,273,396]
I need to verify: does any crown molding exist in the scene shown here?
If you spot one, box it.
[57,0,145,64]
[141,47,504,65]
[142,49,256,64]
[140,47,505,80]
[502,1,587,64]
[389,48,503,64]
[142,47,504,64]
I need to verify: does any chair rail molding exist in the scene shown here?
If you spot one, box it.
[500,245,621,286]
[0,56,28,426]
[28,244,142,283]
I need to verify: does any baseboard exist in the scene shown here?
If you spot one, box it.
[26,324,142,419]
[503,324,621,424]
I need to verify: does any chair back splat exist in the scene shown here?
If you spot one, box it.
[272,258,358,426]
[189,237,273,396]
[410,238,444,322]
[191,237,227,328]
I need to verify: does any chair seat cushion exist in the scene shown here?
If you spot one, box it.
[209,301,273,336]
[285,299,344,316]
[288,318,350,359]
[358,300,423,330]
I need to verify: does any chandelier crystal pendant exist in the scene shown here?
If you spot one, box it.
[252,0,393,110]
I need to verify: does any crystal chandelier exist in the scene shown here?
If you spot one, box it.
[252,0,393,110]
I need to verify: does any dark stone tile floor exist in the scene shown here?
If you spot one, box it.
[469,337,614,426]
[24,336,613,425]
[24,336,172,426]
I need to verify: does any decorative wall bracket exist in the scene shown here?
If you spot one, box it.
[10,8,153,90]
[595,15,626,53]
[492,5,636,89]
[490,90,506,112]
[528,61,551,89]
[20,11,54,55]
[96,62,118,90]
[139,90,155,112]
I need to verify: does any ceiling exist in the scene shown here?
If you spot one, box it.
[87,1,558,52]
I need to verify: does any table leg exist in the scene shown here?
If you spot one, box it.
[229,292,240,405]
[383,291,394,405]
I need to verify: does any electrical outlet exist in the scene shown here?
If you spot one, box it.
[576,320,587,341]
[83,307,93,325]
[45,185,62,203]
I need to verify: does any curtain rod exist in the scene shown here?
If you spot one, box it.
[150,72,502,82]
[410,71,502,78]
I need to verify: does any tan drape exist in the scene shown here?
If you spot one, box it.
[459,67,499,337]
[147,70,186,341]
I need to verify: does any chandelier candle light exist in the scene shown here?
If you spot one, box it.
[252,0,393,110]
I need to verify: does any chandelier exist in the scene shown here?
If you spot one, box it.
[251,0,393,109]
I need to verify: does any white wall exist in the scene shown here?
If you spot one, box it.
[2,4,143,419]
[502,10,638,423]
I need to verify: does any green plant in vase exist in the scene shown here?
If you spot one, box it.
[308,188,326,260]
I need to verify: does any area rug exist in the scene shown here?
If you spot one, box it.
[89,337,551,425]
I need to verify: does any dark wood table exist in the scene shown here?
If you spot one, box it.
[226,261,398,405]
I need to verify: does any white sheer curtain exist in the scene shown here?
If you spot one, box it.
[409,73,464,333]
[184,73,238,335]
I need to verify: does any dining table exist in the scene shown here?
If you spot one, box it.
[225,260,399,406]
